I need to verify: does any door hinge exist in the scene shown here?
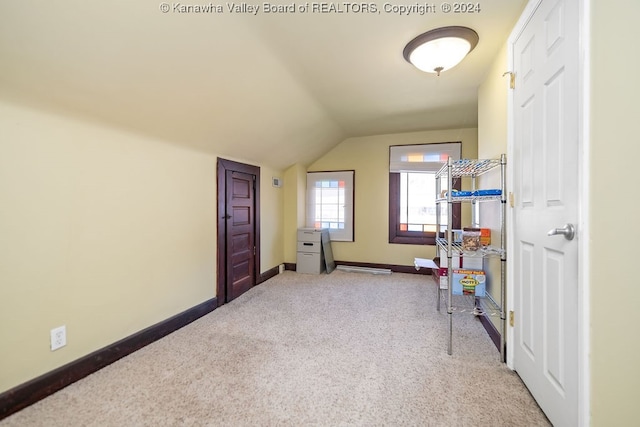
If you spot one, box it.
[503,71,516,89]
[253,246,256,255]
[509,310,515,327]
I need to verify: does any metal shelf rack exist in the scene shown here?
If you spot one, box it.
[435,154,507,361]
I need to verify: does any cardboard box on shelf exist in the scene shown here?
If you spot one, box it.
[434,268,486,296]
[463,227,491,246]
[452,269,486,297]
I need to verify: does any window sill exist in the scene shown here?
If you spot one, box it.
[389,235,436,245]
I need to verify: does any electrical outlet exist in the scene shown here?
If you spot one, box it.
[50,326,66,351]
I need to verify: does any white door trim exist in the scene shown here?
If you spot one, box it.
[506,0,591,425]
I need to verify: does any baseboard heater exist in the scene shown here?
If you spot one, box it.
[335,265,392,275]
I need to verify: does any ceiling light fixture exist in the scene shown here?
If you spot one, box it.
[403,26,479,76]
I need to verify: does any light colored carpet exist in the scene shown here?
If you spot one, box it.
[1,271,550,426]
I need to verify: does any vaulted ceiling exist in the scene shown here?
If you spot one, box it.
[0,0,526,169]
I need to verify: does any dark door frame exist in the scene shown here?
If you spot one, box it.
[217,158,261,306]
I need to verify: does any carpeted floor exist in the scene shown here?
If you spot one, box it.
[1,271,550,426]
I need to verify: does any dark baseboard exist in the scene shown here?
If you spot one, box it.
[0,298,217,421]
[257,265,279,284]
[478,311,502,352]
[284,262,296,271]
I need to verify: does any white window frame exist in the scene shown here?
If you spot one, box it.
[306,170,354,242]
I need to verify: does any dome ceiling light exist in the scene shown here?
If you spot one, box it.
[403,26,479,76]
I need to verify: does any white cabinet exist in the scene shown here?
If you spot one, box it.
[435,155,507,361]
[296,228,329,274]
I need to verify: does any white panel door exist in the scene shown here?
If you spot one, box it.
[512,0,580,425]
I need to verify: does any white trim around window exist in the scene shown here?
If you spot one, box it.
[306,170,354,242]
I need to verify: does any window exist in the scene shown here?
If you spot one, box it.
[389,143,461,245]
[306,171,354,241]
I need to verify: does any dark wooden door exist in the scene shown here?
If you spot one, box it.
[225,170,256,302]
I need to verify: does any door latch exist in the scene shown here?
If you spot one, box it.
[547,223,575,241]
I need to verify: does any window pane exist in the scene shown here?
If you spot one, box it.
[400,172,439,233]
[400,173,408,223]
[307,171,354,242]
[389,143,461,245]
[406,173,432,224]
[321,204,339,221]
[313,181,345,230]
[407,224,423,232]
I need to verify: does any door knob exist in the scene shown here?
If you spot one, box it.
[547,223,575,241]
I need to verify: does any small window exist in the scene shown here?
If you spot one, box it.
[306,171,354,242]
[389,143,461,245]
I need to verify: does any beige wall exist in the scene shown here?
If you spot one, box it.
[258,166,285,273]
[477,41,509,332]
[5,2,640,422]
[478,45,509,160]
[283,164,307,264]
[590,0,640,424]
[307,128,478,267]
[476,1,640,423]
[0,101,285,393]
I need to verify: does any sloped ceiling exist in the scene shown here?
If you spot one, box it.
[0,0,526,169]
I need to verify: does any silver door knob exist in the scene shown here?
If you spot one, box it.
[547,223,575,241]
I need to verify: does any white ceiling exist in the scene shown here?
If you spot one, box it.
[0,0,526,169]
